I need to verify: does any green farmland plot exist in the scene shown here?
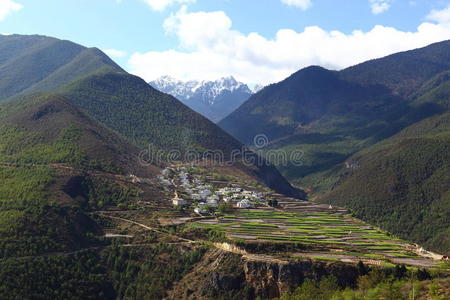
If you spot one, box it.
[193,206,435,267]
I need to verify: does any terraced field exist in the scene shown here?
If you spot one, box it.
[192,198,442,268]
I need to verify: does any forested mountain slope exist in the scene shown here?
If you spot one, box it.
[0,34,302,197]
[0,93,161,259]
[219,40,450,192]
[319,109,450,253]
[340,40,450,97]
[60,72,304,198]
[0,34,123,101]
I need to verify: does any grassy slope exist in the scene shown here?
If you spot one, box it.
[319,110,450,253]
[61,72,241,153]
[0,93,161,258]
[0,34,123,101]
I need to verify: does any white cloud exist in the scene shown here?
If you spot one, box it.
[370,0,391,15]
[280,0,312,10]
[142,0,195,11]
[129,7,450,85]
[103,49,127,59]
[0,0,23,21]
[427,5,450,24]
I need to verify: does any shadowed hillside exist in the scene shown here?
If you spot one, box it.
[220,40,450,193]
[319,110,450,253]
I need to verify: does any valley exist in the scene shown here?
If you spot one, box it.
[0,33,448,299]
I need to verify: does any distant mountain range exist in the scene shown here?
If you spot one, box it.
[150,76,256,122]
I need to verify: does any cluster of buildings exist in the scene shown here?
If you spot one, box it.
[158,167,266,214]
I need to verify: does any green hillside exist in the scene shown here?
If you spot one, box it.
[319,110,450,253]
[0,95,206,298]
[219,41,450,193]
[59,71,304,197]
[340,40,450,97]
[218,41,450,253]
[0,34,123,101]
[61,72,242,153]
[0,92,301,299]
[0,93,162,258]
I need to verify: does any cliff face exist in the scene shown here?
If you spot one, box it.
[168,248,361,299]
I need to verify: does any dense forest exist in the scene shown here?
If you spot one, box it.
[319,109,450,252]
[0,35,123,102]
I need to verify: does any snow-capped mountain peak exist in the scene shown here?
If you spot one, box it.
[149,76,254,123]
[150,76,252,104]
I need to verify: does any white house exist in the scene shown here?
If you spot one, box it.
[162,179,172,186]
[194,202,208,214]
[232,193,243,200]
[172,198,187,206]
[223,197,232,203]
[237,199,252,208]
[206,199,219,208]
[191,194,201,200]
[199,189,212,199]
[129,174,141,184]
[207,194,219,201]
[182,181,191,188]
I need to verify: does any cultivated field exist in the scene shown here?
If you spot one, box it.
[192,197,443,268]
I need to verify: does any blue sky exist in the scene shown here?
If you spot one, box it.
[2,0,450,84]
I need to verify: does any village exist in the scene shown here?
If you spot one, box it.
[153,166,448,267]
[157,166,270,215]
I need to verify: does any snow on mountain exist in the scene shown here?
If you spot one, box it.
[252,84,265,94]
[149,76,254,122]
[150,75,201,100]
[150,76,251,104]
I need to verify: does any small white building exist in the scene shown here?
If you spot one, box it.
[162,179,172,186]
[206,200,219,208]
[182,181,191,188]
[223,197,232,203]
[129,174,141,184]
[172,198,187,206]
[237,199,252,208]
[191,194,201,200]
[194,202,208,214]
[162,168,173,178]
[199,189,212,199]
[207,194,219,201]
[232,193,243,200]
